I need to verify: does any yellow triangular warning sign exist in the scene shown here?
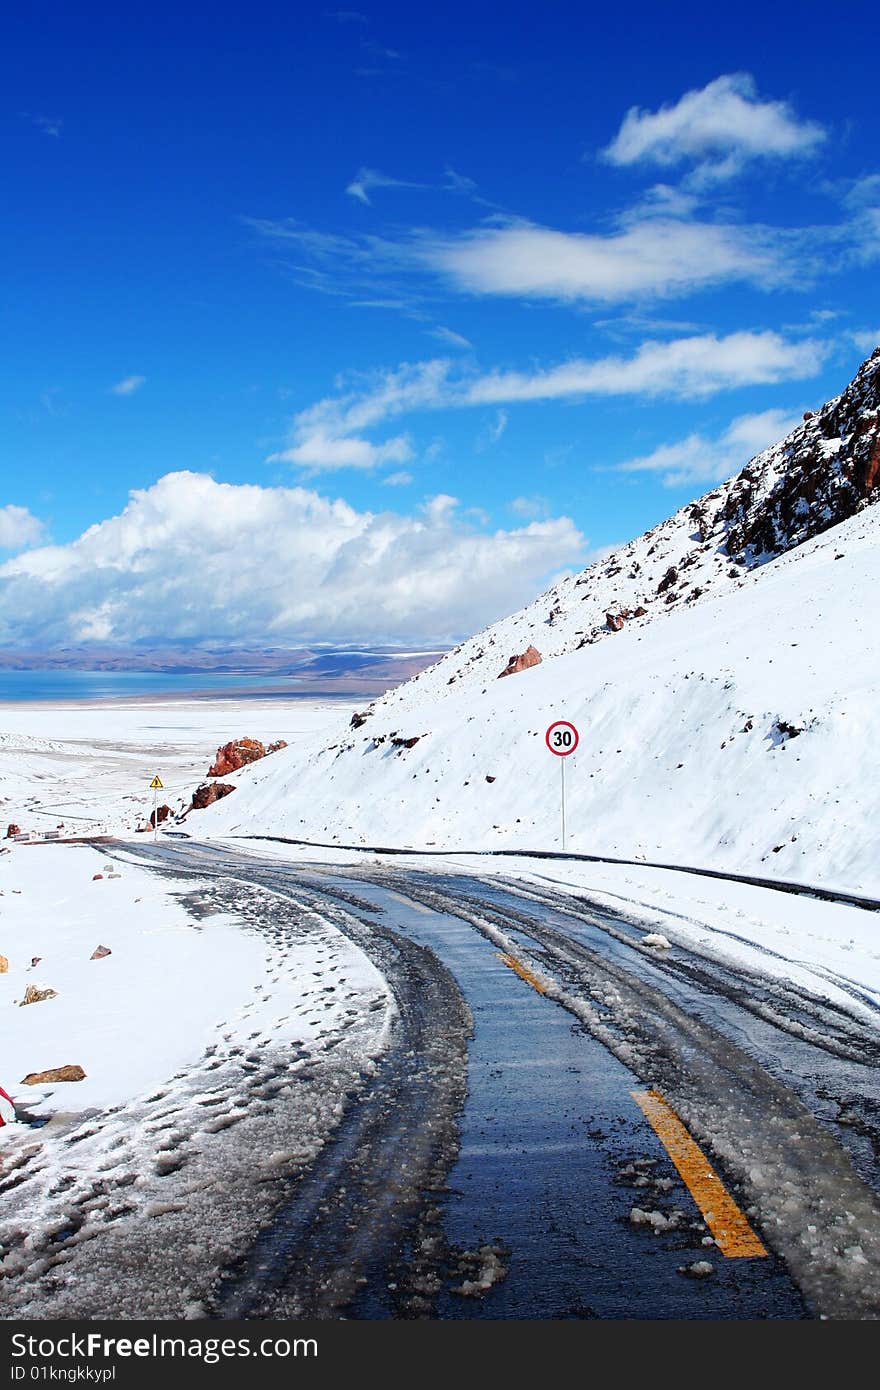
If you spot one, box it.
[149,775,164,789]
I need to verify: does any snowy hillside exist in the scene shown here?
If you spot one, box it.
[201,352,880,891]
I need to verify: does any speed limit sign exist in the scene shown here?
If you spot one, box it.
[545,720,579,851]
[545,720,579,756]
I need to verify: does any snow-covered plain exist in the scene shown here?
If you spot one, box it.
[0,694,360,838]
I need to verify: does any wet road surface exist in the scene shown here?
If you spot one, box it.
[118,840,880,1319]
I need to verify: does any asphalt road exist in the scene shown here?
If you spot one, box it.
[121,840,880,1319]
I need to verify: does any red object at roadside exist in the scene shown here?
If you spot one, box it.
[0,1085,15,1127]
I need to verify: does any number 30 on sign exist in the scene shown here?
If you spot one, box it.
[545,721,579,756]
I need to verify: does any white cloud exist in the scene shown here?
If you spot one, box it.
[466,333,824,404]
[382,471,414,486]
[616,408,804,487]
[27,114,63,138]
[430,326,472,349]
[271,333,822,473]
[111,375,146,396]
[603,74,826,182]
[270,431,414,472]
[0,472,587,646]
[851,328,880,354]
[346,167,425,205]
[0,505,45,552]
[426,217,796,304]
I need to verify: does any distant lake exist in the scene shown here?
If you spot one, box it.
[0,669,360,703]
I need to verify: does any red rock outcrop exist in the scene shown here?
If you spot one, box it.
[90,945,112,960]
[150,804,172,828]
[191,782,236,811]
[207,737,288,777]
[208,738,266,777]
[498,645,542,679]
[605,613,625,632]
[6,824,20,839]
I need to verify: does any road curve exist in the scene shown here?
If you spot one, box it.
[120,840,880,1319]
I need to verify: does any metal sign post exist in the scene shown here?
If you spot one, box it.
[149,775,164,842]
[544,721,579,852]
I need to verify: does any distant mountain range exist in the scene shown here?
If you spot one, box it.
[0,644,448,695]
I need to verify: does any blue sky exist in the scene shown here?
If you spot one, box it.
[1,1,879,647]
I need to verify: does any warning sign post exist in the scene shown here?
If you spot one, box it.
[149,775,164,841]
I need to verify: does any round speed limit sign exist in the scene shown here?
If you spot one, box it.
[545,720,579,756]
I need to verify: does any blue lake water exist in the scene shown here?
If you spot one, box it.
[0,669,347,703]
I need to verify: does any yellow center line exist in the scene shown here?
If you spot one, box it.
[496,952,548,994]
[631,1088,767,1258]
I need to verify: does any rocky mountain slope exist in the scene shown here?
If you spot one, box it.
[370,347,880,712]
[201,350,880,890]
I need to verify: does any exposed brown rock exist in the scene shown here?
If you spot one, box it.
[150,803,172,828]
[391,735,421,749]
[208,737,266,777]
[20,985,58,1006]
[0,955,8,973]
[30,956,41,968]
[605,613,625,632]
[350,711,371,729]
[266,740,288,755]
[657,566,678,594]
[6,824,20,839]
[633,606,648,617]
[21,1065,86,1085]
[498,645,542,679]
[92,873,103,880]
[90,945,112,960]
[191,782,236,811]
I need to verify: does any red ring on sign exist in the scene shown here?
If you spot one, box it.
[545,720,579,756]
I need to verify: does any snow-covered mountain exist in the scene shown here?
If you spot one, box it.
[202,349,880,891]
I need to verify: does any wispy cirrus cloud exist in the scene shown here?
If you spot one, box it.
[23,113,62,137]
[602,73,826,184]
[425,216,806,303]
[248,207,828,313]
[464,332,823,404]
[429,326,472,350]
[615,408,804,487]
[271,331,823,476]
[346,167,427,205]
[111,375,146,397]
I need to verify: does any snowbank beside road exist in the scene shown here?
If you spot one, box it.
[0,844,264,1114]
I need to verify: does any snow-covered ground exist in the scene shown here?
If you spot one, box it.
[0,839,394,1315]
[200,505,880,894]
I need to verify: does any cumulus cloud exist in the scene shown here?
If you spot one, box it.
[111,375,146,396]
[425,217,798,304]
[603,74,826,183]
[0,472,587,646]
[615,408,804,487]
[0,505,45,552]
